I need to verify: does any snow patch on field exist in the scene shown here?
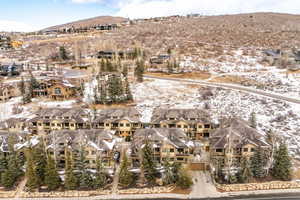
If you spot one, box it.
[132,78,300,158]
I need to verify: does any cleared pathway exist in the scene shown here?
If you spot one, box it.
[144,75,300,105]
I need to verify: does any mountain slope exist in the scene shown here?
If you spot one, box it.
[43,16,127,31]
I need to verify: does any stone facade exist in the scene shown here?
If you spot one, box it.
[216,181,300,192]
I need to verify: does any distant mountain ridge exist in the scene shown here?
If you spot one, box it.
[43,16,128,31]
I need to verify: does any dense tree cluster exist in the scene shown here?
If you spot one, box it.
[93,74,133,105]
[134,59,145,83]
[215,142,292,184]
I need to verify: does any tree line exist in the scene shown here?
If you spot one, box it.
[0,137,193,191]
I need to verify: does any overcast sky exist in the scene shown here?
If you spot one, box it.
[1,0,300,32]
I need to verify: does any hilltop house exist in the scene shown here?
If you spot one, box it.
[263,49,300,67]
[131,128,195,167]
[210,118,270,172]
[0,35,12,51]
[93,107,143,141]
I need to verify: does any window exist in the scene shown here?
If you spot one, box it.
[120,123,124,127]
[216,149,223,153]
[126,123,130,127]
[54,87,62,95]
[184,125,188,128]
[251,148,255,152]
[203,132,210,138]
[170,148,174,153]
[243,148,248,152]
[198,125,202,128]
[204,124,210,128]
[177,125,181,128]
[105,123,110,127]
[177,157,184,161]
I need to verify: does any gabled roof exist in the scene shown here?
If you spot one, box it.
[47,129,116,151]
[151,108,211,124]
[210,118,269,149]
[133,128,193,149]
[94,107,141,123]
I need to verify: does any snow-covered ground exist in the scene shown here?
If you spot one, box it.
[180,49,300,99]
[132,78,300,158]
[0,98,78,121]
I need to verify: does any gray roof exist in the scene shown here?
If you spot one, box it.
[94,107,141,123]
[47,129,116,151]
[133,128,191,149]
[210,118,269,149]
[151,108,211,124]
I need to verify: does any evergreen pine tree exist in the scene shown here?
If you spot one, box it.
[33,143,47,186]
[94,156,107,189]
[249,112,257,129]
[119,154,134,188]
[176,167,193,189]
[1,135,23,189]
[240,157,252,183]
[167,61,173,74]
[162,159,181,185]
[25,148,39,191]
[0,152,7,184]
[59,46,69,60]
[44,156,61,191]
[142,141,158,186]
[272,143,292,181]
[1,168,15,189]
[99,84,107,104]
[124,77,133,101]
[76,146,93,189]
[19,76,26,104]
[64,149,78,190]
[134,60,144,83]
[250,147,266,179]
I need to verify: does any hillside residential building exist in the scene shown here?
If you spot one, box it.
[0,118,27,132]
[93,107,142,141]
[131,128,195,166]
[32,78,77,100]
[46,129,117,168]
[0,84,19,102]
[150,108,213,152]
[210,118,270,171]
[29,108,90,135]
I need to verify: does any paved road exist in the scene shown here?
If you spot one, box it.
[144,75,300,105]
